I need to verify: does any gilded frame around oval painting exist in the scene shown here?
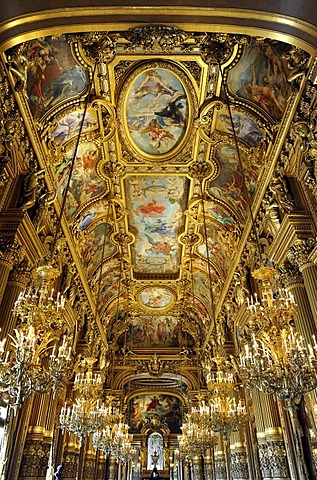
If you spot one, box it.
[138,286,175,311]
[117,61,198,162]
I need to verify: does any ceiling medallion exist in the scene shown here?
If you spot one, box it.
[138,286,174,310]
[117,61,198,162]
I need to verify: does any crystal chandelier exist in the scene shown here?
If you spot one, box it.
[59,360,105,443]
[13,263,66,333]
[111,421,135,464]
[238,265,317,407]
[92,401,135,464]
[178,403,217,458]
[0,326,73,411]
[203,356,248,440]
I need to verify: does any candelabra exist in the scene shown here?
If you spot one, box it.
[0,326,73,411]
[93,411,135,464]
[209,396,248,441]
[13,263,66,333]
[111,422,135,464]
[59,360,105,444]
[178,404,216,458]
[238,265,317,407]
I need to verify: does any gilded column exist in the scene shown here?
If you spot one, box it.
[62,435,80,480]
[0,259,29,339]
[252,389,271,480]
[204,453,214,480]
[230,431,249,480]
[214,436,227,480]
[288,239,317,328]
[0,239,22,303]
[280,264,317,340]
[262,394,290,480]
[108,456,118,480]
[191,455,203,480]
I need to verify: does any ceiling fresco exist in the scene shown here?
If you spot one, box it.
[3,28,311,369]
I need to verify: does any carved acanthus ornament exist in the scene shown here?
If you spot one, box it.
[188,160,214,184]
[287,238,317,270]
[198,33,248,66]
[0,238,24,269]
[8,259,31,287]
[122,26,189,53]
[279,264,303,289]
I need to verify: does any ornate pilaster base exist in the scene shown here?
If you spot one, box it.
[204,457,213,480]
[214,451,226,480]
[191,456,203,480]
[230,450,249,479]
[61,449,79,480]
[258,443,272,480]
[267,441,290,480]
[19,439,51,478]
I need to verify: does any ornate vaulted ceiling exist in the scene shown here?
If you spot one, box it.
[0,6,315,394]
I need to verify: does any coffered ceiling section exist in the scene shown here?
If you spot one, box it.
[3,27,311,347]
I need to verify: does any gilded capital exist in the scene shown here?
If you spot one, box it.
[288,238,317,270]
[0,238,24,268]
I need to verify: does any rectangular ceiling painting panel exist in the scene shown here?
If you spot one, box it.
[125,176,188,275]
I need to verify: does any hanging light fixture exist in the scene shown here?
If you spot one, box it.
[0,65,99,411]
[0,327,73,411]
[178,405,217,459]
[203,357,248,441]
[92,253,134,464]
[214,62,317,408]
[59,358,105,444]
[238,265,317,407]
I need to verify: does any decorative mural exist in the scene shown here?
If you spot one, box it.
[25,36,87,117]
[197,222,234,277]
[209,143,258,220]
[79,222,115,270]
[125,65,189,156]
[50,107,99,145]
[129,394,183,433]
[125,176,188,275]
[216,109,263,147]
[206,201,240,234]
[117,316,194,348]
[139,287,174,309]
[56,142,106,220]
[228,41,292,120]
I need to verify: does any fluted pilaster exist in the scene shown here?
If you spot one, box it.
[191,455,203,480]
[0,260,29,339]
[288,239,317,328]
[0,239,23,303]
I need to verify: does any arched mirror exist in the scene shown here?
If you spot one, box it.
[147,432,164,470]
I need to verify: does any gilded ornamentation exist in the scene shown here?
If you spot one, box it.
[279,263,303,288]
[122,26,189,53]
[68,32,117,64]
[258,443,272,479]
[267,440,290,478]
[188,160,214,183]
[181,61,202,84]
[0,238,24,268]
[282,47,310,83]
[19,439,50,477]
[198,33,248,65]
[230,451,249,479]
[214,455,227,480]
[287,238,317,269]
[8,259,30,286]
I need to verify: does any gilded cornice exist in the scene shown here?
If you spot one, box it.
[1,4,317,52]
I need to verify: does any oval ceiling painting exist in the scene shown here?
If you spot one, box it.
[124,63,189,157]
[139,286,174,309]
